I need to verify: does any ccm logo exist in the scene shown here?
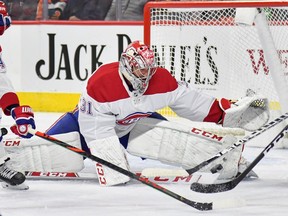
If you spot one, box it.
[96,163,107,185]
[191,128,223,142]
[4,140,21,146]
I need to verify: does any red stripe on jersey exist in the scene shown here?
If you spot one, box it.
[87,62,130,102]
[203,99,224,123]
[87,62,178,103]
[0,92,20,115]
[144,67,178,95]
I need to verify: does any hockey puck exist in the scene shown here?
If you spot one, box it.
[210,164,223,174]
[0,128,8,136]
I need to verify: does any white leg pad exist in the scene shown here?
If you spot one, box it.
[89,135,130,186]
[127,118,241,179]
[3,132,84,172]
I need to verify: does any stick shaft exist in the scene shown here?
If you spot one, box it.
[186,113,288,174]
[28,128,213,211]
[24,170,204,184]
[190,124,288,193]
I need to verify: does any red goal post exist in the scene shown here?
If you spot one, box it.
[144,1,288,45]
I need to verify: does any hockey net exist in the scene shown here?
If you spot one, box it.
[144,1,288,142]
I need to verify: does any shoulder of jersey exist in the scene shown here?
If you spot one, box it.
[87,64,178,102]
[145,67,178,95]
[86,62,130,102]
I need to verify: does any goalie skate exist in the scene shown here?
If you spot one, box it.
[0,162,26,187]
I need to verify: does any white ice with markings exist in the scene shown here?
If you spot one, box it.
[0,112,288,216]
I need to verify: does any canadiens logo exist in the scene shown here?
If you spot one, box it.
[117,112,152,125]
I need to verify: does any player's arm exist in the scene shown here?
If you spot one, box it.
[0,2,35,138]
[204,92,269,131]
[170,81,269,131]
[0,73,35,139]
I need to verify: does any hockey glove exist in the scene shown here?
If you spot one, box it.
[10,106,36,138]
[0,2,11,35]
[220,93,270,131]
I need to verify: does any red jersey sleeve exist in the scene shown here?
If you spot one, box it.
[0,92,20,115]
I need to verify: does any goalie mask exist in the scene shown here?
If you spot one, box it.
[119,41,157,97]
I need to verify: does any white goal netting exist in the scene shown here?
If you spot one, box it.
[144,1,288,146]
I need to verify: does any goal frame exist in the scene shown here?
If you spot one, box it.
[143,1,288,142]
[144,1,288,46]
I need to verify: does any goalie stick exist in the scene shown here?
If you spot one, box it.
[186,112,288,175]
[27,128,244,211]
[25,171,98,180]
[190,123,288,193]
[24,170,211,184]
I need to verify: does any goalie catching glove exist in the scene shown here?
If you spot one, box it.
[218,93,269,131]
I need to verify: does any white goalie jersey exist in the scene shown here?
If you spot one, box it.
[79,62,269,142]
[76,62,269,186]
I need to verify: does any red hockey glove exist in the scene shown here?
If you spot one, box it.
[0,2,11,35]
[10,105,36,138]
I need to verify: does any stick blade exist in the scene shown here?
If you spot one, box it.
[190,181,236,193]
[191,202,213,211]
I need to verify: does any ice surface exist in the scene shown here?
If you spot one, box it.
[0,112,288,216]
